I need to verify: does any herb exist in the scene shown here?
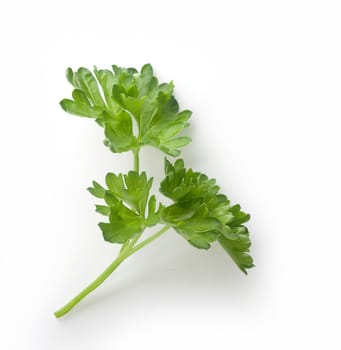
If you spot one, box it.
[54,64,254,318]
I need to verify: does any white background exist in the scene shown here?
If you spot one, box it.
[1,1,340,349]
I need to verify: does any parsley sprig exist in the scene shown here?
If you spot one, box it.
[55,64,254,318]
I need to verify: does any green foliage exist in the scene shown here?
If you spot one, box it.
[62,63,254,272]
[56,63,254,318]
[87,171,163,244]
[61,64,191,156]
[160,159,254,273]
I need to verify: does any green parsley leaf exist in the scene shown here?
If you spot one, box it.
[61,64,191,156]
[160,158,254,272]
[103,110,137,153]
[87,181,106,198]
[88,171,162,244]
[105,171,153,215]
[98,201,145,244]
[145,195,164,227]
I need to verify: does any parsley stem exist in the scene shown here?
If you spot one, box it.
[133,148,140,173]
[54,225,170,318]
[127,232,143,249]
[128,225,170,255]
[119,240,130,254]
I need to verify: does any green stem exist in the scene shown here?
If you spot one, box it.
[128,225,170,255]
[119,240,130,254]
[54,225,170,318]
[133,148,140,173]
[127,232,142,249]
[54,252,126,318]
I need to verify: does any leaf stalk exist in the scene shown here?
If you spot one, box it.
[54,225,170,318]
[133,148,140,173]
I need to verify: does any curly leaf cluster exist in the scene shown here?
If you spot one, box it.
[160,159,254,273]
[88,171,163,244]
[60,64,191,156]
